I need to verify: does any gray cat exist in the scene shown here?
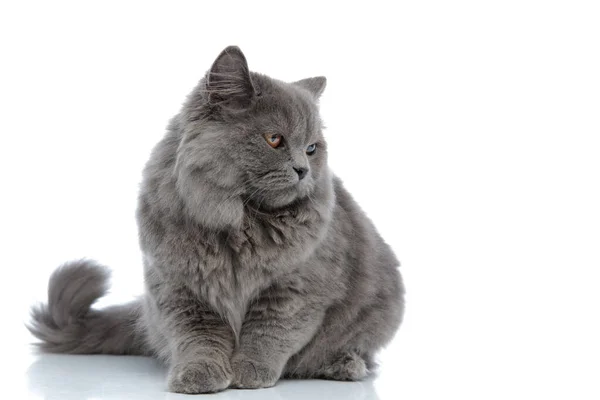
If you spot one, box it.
[28,46,405,394]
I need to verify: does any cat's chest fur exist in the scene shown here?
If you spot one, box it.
[143,203,329,335]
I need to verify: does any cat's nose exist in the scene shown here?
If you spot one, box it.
[293,167,308,180]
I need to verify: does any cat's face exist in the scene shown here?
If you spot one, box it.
[177,47,328,215]
[227,75,327,209]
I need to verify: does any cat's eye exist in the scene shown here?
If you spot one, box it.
[265,133,282,148]
[306,143,317,155]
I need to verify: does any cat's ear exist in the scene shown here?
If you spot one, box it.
[293,76,327,99]
[206,46,255,109]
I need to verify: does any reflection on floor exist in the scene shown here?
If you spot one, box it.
[27,354,380,400]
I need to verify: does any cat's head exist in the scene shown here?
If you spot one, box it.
[174,46,331,229]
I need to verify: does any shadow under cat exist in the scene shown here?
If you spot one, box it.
[26,354,380,400]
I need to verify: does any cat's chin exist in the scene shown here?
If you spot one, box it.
[248,184,312,211]
[244,178,315,211]
[257,190,300,210]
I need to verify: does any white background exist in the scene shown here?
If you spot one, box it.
[1,1,599,399]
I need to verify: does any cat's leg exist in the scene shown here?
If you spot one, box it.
[231,280,325,389]
[149,284,235,394]
[283,280,402,381]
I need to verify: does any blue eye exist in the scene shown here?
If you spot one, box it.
[306,143,317,155]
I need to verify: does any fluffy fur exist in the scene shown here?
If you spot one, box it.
[28,46,405,394]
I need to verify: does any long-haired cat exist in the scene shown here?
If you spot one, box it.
[28,46,405,394]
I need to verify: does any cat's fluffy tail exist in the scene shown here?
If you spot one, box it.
[27,259,148,355]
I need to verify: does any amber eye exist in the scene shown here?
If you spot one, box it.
[265,133,282,148]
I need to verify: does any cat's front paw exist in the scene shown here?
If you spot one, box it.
[319,352,368,381]
[168,359,232,394]
[231,356,280,389]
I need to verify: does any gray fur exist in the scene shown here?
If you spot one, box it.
[28,46,404,393]
[28,260,146,355]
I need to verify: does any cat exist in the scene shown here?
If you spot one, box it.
[28,46,405,394]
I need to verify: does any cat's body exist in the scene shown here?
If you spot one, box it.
[29,46,404,393]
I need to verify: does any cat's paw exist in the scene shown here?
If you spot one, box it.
[231,356,280,389]
[319,352,368,381]
[168,359,232,394]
